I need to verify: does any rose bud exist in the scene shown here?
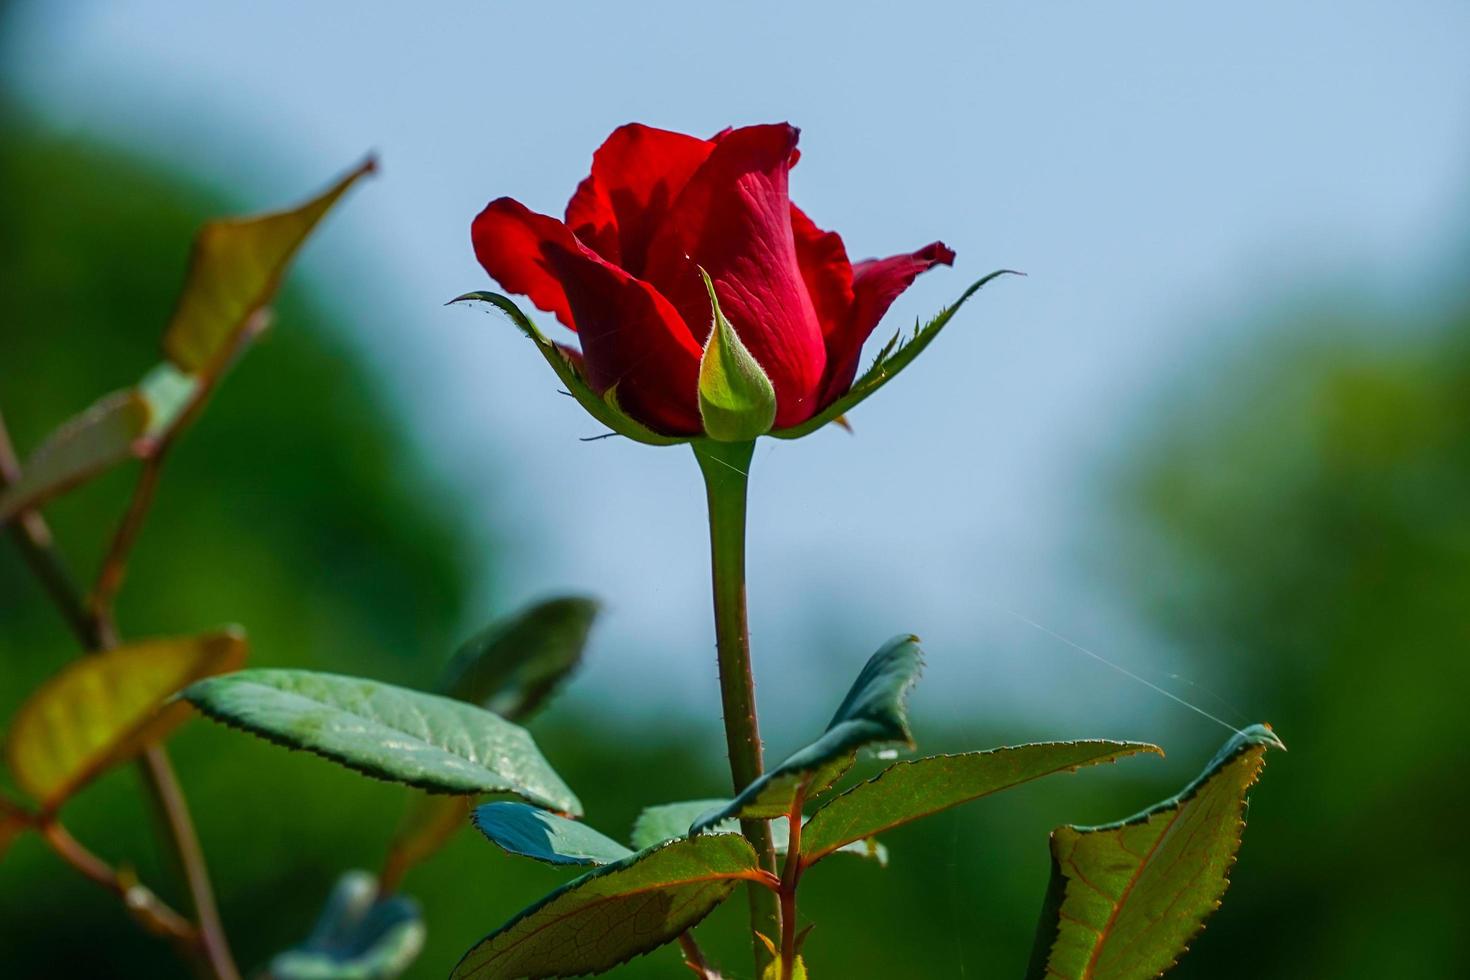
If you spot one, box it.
[456,123,1013,444]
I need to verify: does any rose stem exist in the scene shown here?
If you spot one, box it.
[693,438,781,972]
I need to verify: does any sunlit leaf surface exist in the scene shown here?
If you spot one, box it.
[182,669,580,814]
[801,740,1160,866]
[1025,725,1284,980]
[451,834,758,979]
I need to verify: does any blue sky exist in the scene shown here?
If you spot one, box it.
[5,1,1468,743]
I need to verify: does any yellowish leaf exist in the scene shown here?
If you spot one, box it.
[163,157,375,373]
[4,630,247,810]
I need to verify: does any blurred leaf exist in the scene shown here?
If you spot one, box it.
[0,389,150,523]
[448,291,686,446]
[269,870,424,980]
[801,740,1161,866]
[696,267,777,441]
[163,157,374,373]
[772,270,1019,439]
[451,835,759,979]
[136,361,202,442]
[3,630,246,809]
[472,802,634,867]
[692,635,922,833]
[438,596,600,722]
[634,799,887,865]
[182,669,581,814]
[1025,725,1284,980]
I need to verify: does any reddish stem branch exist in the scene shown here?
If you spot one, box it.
[778,784,808,978]
[677,933,718,978]
[90,456,164,627]
[39,820,198,944]
[0,407,240,980]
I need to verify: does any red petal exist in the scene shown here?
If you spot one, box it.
[791,205,854,343]
[644,124,827,428]
[564,124,715,275]
[471,197,578,330]
[818,242,956,406]
[472,198,704,434]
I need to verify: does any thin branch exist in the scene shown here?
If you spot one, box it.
[677,933,721,978]
[0,410,106,648]
[0,406,241,980]
[138,745,240,980]
[89,455,164,624]
[39,820,198,944]
[778,785,808,979]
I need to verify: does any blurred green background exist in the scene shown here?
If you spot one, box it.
[3,107,1467,979]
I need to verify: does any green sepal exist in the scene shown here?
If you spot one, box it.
[1025,724,1284,980]
[772,269,1021,439]
[448,291,687,446]
[690,634,922,834]
[696,268,777,442]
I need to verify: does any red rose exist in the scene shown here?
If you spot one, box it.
[469,123,959,440]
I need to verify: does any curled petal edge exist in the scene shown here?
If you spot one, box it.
[449,291,690,446]
[771,269,1024,440]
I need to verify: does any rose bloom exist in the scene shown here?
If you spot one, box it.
[472,123,953,437]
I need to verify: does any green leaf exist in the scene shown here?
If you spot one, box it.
[269,870,425,980]
[163,157,375,373]
[379,598,600,882]
[691,634,922,834]
[448,291,686,446]
[4,630,247,810]
[799,740,1161,866]
[696,268,777,441]
[451,834,760,979]
[438,596,599,722]
[633,799,888,865]
[0,389,151,523]
[182,670,580,814]
[473,802,633,867]
[1025,724,1285,980]
[772,270,1020,439]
